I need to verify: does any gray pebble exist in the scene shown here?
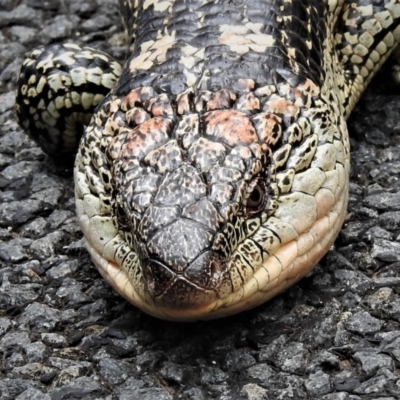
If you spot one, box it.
[371,238,400,262]
[135,349,166,370]
[2,161,42,180]
[381,297,400,322]
[41,333,67,348]
[31,188,63,209]
[48,356,91,371]
[97,357,131,385]
[333,269,370,289]
[135,387,173,400]
[346,311,383,335]
[223,349,257,372]
[9,25,38,44]
[305,370,331,396]
[39,15,80,43]
[0,239,28,262]
[364,226,392,241]
[81,14,113,31]
[307,350,340,373]
[0,153,12,168]
[6,352,25,369]
[0,378,45,399]
[114,377,146,400]
[240,383,268,400]
[1,58,23,83]
[199,365,228,386]
[322,393,350,400]
[160,361,186,384]
[0,316,12,335]
[182,387,206,400]
[0,5,43,27]
[19,217,48,238]
[0,91,15,113]
[46,260,78,280]
[19,302,60,332]
[272,341,308,374]
[11,362,56,380]
[379,211,400,231]
[15,387,51,400]
[55,278,90,306]
[23,341,48,363]
[48,209,74,229]
[0,128,33,151]
[1,331,31,352]
[246,363,274,383]
[332,370,361,392]
[353,351,393,376]
[30,231,64,260]
[364,288,393,309]
[49,376,103,399]
[354,374,394,395]
[0,199,43,227]
[364,191,400,212]
[1,279,43,309]
[0,42,26,73]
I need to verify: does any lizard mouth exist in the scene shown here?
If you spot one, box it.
[80,181,347,321]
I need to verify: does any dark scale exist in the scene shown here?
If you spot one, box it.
[117,0,328,96]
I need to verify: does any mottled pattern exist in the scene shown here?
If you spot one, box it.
[15,43,122,162]
[118,0,327,95]
[16,0,400,320]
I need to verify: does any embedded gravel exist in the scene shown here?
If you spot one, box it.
[0,1,400,399]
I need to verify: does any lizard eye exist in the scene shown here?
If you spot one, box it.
[246,181,266,214]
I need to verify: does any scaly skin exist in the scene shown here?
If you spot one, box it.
[16,0,400,320]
